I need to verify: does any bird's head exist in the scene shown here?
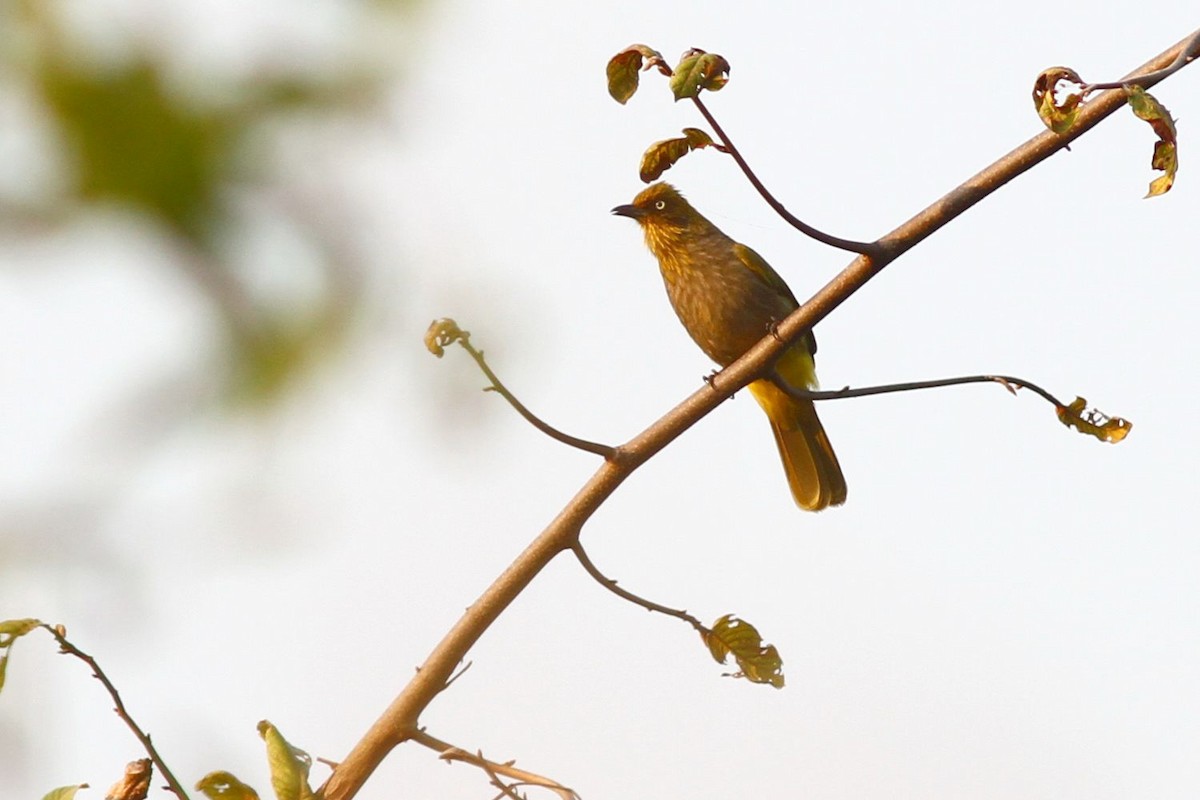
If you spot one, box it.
[611,182,697,232]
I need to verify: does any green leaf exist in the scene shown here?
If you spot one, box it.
[639,127,716,182]
[606,45,665,104]
[258,720,313,800]
[701,614,785,688]
[669,49,730,101]
[1125,85,1178,198]
[1032,67,1084,134]
[40,785,89,800]
[196,771,261,800]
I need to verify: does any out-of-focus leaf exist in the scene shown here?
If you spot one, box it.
[639,127,716,182]
[105,760,151,800]
[38,60,230,238]
[1032,66,1085,134]
[1056,396,1131,443]
[196,771,261,800]
[606,44,666,104]
[1125,85,1178,197]
[424,317,468,358]
[669,49,730,101]
[258,720,313,800]
[40,786,89,800]
[0,618,42,694]
[0,618,41,642]
[701,614,784,688]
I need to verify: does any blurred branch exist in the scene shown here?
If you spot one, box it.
[319,30,1196,800]
[43,625,190,800]
[412,730,580,800]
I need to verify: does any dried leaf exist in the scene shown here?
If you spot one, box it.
[669,49,731,101]
[1032,67,1085,134]
[701,614,784,688]
[639,127,716,182]
[1125,85,1178,197]
[1056,396,1131,443]
[105,759,152,800]
[606,44,666,104]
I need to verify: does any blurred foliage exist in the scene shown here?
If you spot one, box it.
[0,0,422,402]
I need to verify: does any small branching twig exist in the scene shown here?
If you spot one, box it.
[571,542,705,631]
[764,370,1131,443]
[412,730,580,800]
[42,624,190,800]
[425,319,615,458]
[689,96,881,257]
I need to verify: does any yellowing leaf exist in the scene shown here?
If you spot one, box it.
[0,618,42,642]
[1056,396,1131,443]
[0,618,42,694]
[669,49,731,101]
[40,785,89,800]
[1125,85,1178,197]
[1032,67,1084,134]
[424,318,468,358]
[258,720,313,800]
[701,614,784,688]
[639,127,716,182]
[196,771,261,800]
[606,45,666,104]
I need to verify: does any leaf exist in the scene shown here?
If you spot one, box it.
[639,127,716,182]
[1125,85,1178,197]
[0,618,42,694]
[1032,67,1085,134]
[196,771,261,800]
[424,318,468,358]
[0,617,42,643]
[40,786,89,800]
[258,720,313,800]
[606,44,666,104]
[1056,396,1131,443]
[669,49,731,101]
[701,615,785,688]
[105,759,152,800]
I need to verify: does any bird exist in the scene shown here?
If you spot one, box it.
[612,181,846,510]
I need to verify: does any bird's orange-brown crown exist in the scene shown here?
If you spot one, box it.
[613,182,698,230]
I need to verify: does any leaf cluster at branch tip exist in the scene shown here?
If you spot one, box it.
[701,615,784,688]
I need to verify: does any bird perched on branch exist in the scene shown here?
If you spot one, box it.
[613,182,846,510]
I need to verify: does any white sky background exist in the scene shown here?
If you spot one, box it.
[2,2,1198,798]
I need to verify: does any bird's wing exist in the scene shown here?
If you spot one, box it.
[732,242,800,307]
[733,242,818,355]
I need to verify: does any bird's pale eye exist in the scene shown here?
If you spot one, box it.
[654,200,666,210]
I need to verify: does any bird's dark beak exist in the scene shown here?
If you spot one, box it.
[611,204,642,219]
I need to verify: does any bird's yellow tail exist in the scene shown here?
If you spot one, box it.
[747,378,846,511]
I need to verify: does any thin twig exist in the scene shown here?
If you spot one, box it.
[42,625,190,800]
[426,319,615,458]
[412,730,580,800]
[766,370,1065,408]
[571,543,705,630]
[690,96,881,256]
[1085,28,1200,91]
